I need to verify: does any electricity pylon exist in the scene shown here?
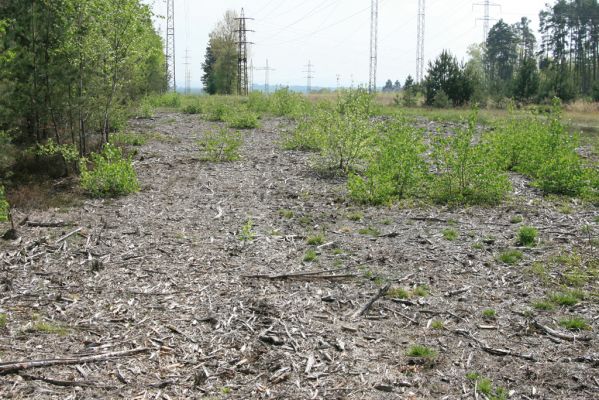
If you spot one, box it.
[368,0,379,93]
[474,0,501,42]
[254,59,275,94]
[416,0,426,83]
[303,61,315,93]
[166,0,176,92]
[235,8,254,96]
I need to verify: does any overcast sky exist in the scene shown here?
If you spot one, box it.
[144,0,549,89]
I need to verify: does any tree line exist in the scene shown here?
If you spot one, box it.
[0,0,166,154]
[392,0,599,107]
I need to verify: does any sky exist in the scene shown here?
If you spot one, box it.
[144,0,550,89]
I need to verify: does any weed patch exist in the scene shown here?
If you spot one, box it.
[498,249,523,265]
[198,128,243,162]
[80,144,139,198]
[406,345,436,358]
[517,226,538,247]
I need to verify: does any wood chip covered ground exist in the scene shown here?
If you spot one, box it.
[0,112,597,399]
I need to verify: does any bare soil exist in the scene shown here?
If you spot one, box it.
[0,112,597,399]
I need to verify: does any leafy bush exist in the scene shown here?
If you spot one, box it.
[31,139,80,176]
[433,90,450,108]
[137,100,155,118]
[247,92,271,114]
[80,144,140,197]
[517,226,538,247]
[0,185,9,222]
[429,109,511,205]
[348,118,427,204]
[270,88,307,117]
[487,99,598,200]
[283,115,324,152]
[151,92,182,108]
[203,100,230,122]
[198,128,242,162]
[226,111,259,129]
[317,89,377,173]
[182,103,202,115]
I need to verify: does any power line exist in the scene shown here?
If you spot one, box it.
[235,8,254,96]
[165,0,175,92]
[416,0,426,83]
[369,0,379,93]
[256,1,384,47]
[474,0,501,42]
[303,60,315,93]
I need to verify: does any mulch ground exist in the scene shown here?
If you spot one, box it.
[0,112,597,399]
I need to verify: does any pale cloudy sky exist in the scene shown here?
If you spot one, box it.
[144,0,549,89]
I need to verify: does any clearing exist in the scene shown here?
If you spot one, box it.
[0,112,597,399]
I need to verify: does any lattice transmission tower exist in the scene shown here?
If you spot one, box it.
[368,0,379,93]
[416,0,426,83]
[184,49,191,94]
[166,0,176,92]
[474,0,501,42]
[254,60,275,94]
[235,9,253,96]
[303,61,315,93]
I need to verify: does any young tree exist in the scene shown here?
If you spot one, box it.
[424,50,473,106]
[202,10,238,95]
[485,20,518,95]
[513,58,540,102]
[382,79,394,92]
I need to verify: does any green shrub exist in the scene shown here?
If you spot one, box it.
[137,100,155,118]
[348,118,427,204]
[204,100,230,122]
[517,226,538,247]
[31,139,80,176]
[317,90,377,173]
[487,99,598,199]
[149,92,181,108]
[226,111,259,129]
[247,91,271,114]
[198,128,242,162]
[80,144,140,198]
[432,90,450,108]
[430,109,511,205]
[283,115,324,151]
[270,88,307,117]
[111,132,147,146]
[0,185,9,222]
[182,103,202,114]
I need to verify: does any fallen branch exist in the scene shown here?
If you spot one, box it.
[26,220,70,228]
[20,373,112,388]
[352,283,391,318]
[532,320,592,342]
[55,227,83,244]
[242,267,352,281]
[480,345,535,361]
[0,347,150,375]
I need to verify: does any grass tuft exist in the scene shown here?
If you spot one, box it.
[498,249,523,265]
[406,345,437,358]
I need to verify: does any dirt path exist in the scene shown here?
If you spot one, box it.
[1,112,597,399]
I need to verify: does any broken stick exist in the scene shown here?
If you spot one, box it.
[352,283,391,318]
[0,347,150,375]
